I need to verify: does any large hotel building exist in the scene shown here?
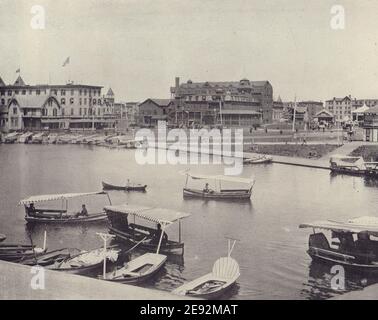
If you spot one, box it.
[0,75,116,132]
[170,77,273,126]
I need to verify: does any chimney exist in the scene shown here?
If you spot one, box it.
[174,77,180,99]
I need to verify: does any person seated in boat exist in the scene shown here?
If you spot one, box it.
[75,204,88,218]
[203,183,213,193]
[355,232,375,261]
[333,231,355,253]
[151,223,168,245]
[26,203,37,216]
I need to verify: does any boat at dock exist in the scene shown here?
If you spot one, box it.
[3,132,20,143]
[300,216,378,272]
[20,191,111,224]
[18,132,34,143]
[47,247,119,275]
[102,181,147,192]
[329,155,367,175]
[104,205,190,283]
[182,172,254,200]
[56,134,76,144]
[173,238,240,299]
[31,132,45,144]
[20,248,80,266]
[105,204,191,255]
[243,155,273,165]
[47,133,58,144]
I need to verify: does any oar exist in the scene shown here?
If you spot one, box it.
[123,236,148,255]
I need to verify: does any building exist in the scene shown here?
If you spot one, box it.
[362,106,378,142]
[314,109,334,124]
[170,77,271,125]
[125,102,140,126]
[138,98,175,127]
[272,96,284,122]
[0,76,116,132]
[325,96,353,122]
[352,98,378,110]
[297,101,323,122]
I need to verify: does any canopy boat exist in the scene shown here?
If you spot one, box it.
[20,191,112,223]
[329,155,368,175]
[4,132,20,143]
[299,216,378,272]
[173,239,240,299]
[18,132,34,143]
[105,204,191,255]
[104,205,189,284]
[183,172,255,200]
[102,181,147,192]
[243,155,273,164]
[31,132,45,144]
[47,247,119,275]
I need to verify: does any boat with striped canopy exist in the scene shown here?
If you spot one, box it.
[20,191,112,223]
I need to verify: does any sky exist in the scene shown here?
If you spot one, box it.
[1,0,378,102]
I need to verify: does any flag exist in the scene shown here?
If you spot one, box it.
[62,57,70,67]
[15,68,20,73]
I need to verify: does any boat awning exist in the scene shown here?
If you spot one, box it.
[19,191,106,205]
[299,216,378,236]
[104,205,191,225]
[184,172,254,184]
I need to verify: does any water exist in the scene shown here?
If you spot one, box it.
[1,144,378,299]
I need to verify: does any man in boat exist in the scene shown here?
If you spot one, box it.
[203,183,213,194]
[75,204,88,218]
[26,203,37,216]
[151,223,168,245]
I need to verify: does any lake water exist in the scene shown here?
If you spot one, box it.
[1,144,378,299]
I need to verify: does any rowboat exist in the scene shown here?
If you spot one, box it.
[104,205,191,284]
[31,132,45,144]
[20,191,112,224]
[243,155,273,164]
[4,132,20,143]
[102,181,147,192]
[47,247,119,275]
[18,132,34,143]
[173,239,240,299]
[299,216,378,272]
[105,204,191,255]
[20,248,81,266]
[182,172,255,200]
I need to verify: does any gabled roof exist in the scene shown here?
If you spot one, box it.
[106,88,114,96]
[8,95,60,109]
[364,105,378,114]
[326,96,351,103]
[352,104,369,113]
[315,109,334,117]
[0,76,5,86]
[140,98,173,108]
[14,75,26,86]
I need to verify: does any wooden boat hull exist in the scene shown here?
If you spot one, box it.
[49,261,104,275]
[105,253,166,284]
[25,212,107,224]
[102,181,147,192]
[108,227,184,255]
[243,156,273,165]
[330,167,366,176]
[307,248,378,272]
[183,188,251,200]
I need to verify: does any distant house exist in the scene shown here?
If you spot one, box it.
[362,106,378,142]
[138,98,174,127]
[314,109,334,124]
[325,96,353,122]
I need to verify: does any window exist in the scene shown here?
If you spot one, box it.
[61,89,65,95]
[98,108,101,116]
[79,108,82,116]
[71,108,74,115]
[13,107,17,114]
[71,89,74,96]
[84,98,87,105]
[53,108,57,117]
[8,90,12,96]
[1,99,4,105]
[36,90,40,95]
[70,98,74,104]
[61,98,66,105]
[42,109,47,116]
[79,98,82,105]
[84,108,87,115]
[52,89,57,95]
[79,89,82,95]
[84,90,87,96]
[29,90,32,95]
[98,99,101,105]
[93,99,96,105]
[0,90,4,96]
[62,108,65,116]
[15,90,19,94]
[22,90,26,95]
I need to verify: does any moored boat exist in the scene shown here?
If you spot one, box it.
[105,204,191,255]
[182,172,254,200]
[329,155,369,175]
[4,132,20,143]
[102,181,147,192]
[20,191,112,224]
[31,132,45,144]
[18,132,34,143]
[299,216,378,272]
[173,239,240,299]
[243,155,273,164]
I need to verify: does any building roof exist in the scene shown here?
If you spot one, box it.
[178,80,270,89]
[0,76,5,86]
[140,98,173,108]
[352,104,369,113]
[363,105,378,114]
[8,95,58,109]
[221,110,261,115]
[14,75,26,86]
[106,88,114,96]
[326,96,351,103]
[315,109,334,117]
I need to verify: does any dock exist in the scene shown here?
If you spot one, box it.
[0,260,192,300]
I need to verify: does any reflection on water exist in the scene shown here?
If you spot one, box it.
[2,144,378,299]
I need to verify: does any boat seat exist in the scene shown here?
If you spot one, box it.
[309,233,330,250]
